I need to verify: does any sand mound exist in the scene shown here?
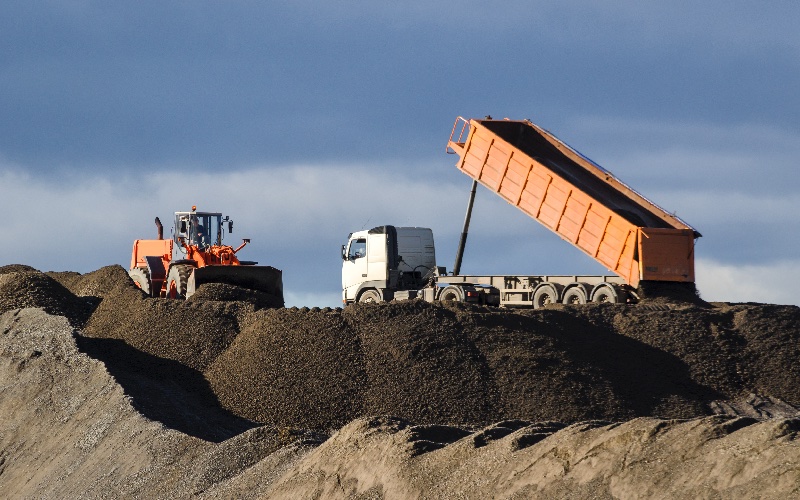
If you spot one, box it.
[267,415,800,499]
[0,309,317,497]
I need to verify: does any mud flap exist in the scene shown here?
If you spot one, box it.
[186,265,284,302]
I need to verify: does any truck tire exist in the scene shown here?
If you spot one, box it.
[128,268,152,297]
[562,286,588,305]
[533,284,559,309]
[439,285,464,302]
[166,265,192,299]
[591,284,618,304]
[358,289,382,303]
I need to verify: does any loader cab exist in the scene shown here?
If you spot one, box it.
[173,210,224,255]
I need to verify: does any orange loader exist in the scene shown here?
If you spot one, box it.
[128,206,283,303]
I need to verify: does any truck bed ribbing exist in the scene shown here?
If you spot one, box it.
[447,117,700,288]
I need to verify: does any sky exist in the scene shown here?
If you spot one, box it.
[2,1,799,307]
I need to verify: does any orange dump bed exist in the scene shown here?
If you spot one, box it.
[447,117,699,287]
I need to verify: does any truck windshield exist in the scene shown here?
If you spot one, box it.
[348,239,366,260]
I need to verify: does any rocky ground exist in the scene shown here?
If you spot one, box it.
[0,264,798,498]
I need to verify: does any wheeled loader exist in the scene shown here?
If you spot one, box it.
[128,206,283,303]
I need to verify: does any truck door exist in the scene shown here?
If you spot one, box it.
[342,237,368,300]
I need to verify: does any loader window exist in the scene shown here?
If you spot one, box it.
[191,214,222,247]
[348,239,366,260]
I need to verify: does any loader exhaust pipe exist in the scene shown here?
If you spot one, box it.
[155,217,163,240]
[453,179,478,276]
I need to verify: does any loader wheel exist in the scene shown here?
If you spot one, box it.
[128,268,152,297]
[166,265,192,299]
[358,289,382,303]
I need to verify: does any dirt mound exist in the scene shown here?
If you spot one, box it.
[64,270,800,431]
[3,260,800,498]
[0,264,39,274]
[206,307,366,430]
[636,280,709,306]
[189,282,284,309]
[83,284,249,373]
[0,269,93,327]
[200,299,800,429]
[47,264,132,299]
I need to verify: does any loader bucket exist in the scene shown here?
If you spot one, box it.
[187,265,284,304]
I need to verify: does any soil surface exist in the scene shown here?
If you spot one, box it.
[1,264,798,498]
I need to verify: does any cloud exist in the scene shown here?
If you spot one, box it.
[696,258,800,306]
[2,163,477,307]
[4,114,797,308]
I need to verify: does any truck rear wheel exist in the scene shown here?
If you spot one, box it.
[592,284,618,304]
[166,265,193,299]
[562,286,587,305]
[533,284,559,309]
[439,285,464,302]
[358,289,382,303]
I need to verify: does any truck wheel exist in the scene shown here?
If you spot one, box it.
[166,265,192,299]
[562,287,587,305]
[592,285,618,304]
[533,284,559,309]
[358,289,382,303]
[439,285,464,302]
[128,268,152,296]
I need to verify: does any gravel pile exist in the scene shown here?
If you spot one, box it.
[3,263,799,434]
[47,265,132,299]
[206,308,366,430]
[188,283,284,310]
[0,267,93,327]
[82,279,249,372]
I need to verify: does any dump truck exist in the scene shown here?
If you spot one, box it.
[341,117,700,308]
[129,206,283,302]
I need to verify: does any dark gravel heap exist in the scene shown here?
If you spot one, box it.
[189,283,284,310]
[0,268,93,327]
[3,263,799,434]
[0,264,39,274]
[206,307,367,431]
[47,265,132,300]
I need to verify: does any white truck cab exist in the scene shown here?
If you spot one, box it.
[341,226,436,304]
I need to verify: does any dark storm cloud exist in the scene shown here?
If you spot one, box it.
[1,1,797,176]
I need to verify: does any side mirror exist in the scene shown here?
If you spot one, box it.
[180,220,187,234]
[229,221,233,233]
[341,244,347,261]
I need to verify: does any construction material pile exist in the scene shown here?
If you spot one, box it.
[2,265,799,432]
[1,264,799,497]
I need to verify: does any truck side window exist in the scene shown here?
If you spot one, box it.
[348,239,366,260]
